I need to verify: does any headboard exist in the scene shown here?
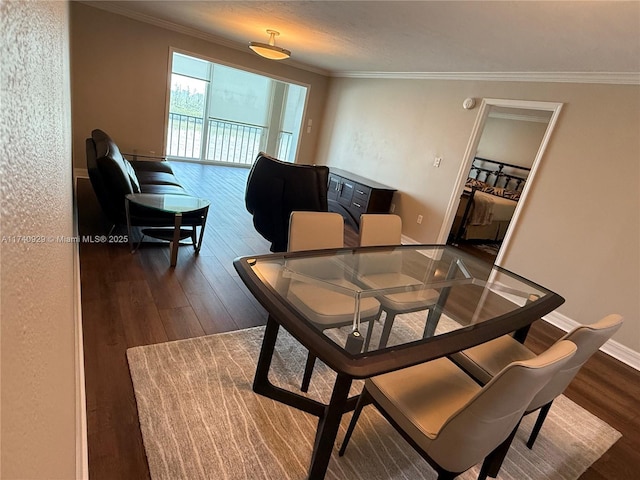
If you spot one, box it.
[453,157,531,244]
[468,157,531,191]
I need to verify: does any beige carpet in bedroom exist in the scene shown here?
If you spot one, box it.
[127,325,621,480]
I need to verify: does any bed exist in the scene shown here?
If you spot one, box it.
[451,157,530,243]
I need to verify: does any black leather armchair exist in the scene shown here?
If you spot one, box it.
[86,129,205,230]
[245,152,329,252]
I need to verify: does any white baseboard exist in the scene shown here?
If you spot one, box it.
[74,168,88,179]
[542,310,640,371]
[73,176,89,479]
[401,234,420,244]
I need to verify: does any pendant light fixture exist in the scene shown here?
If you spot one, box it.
[249,29,291,60]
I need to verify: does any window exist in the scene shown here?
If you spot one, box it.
[166,52,307,165]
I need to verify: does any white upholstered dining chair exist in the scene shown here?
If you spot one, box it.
[357,214,440,348]
[286,211,381,391]
[358,213,404,247]
[449,313,623,478]
[339,340,577,480]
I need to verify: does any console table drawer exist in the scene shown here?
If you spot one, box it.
[350,199,367,213]
[327,169,396,231]
[353,184,371,202]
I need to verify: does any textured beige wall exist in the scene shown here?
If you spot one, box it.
[1,1,77,478]
[70,2,329,168]
[316,77,640,352]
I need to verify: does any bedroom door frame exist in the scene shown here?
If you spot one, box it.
[438,98,563,265]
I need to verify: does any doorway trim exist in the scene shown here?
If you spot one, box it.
[438,98,563,265]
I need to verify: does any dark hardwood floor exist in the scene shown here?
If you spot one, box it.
[452,241,499,264]
[78,161,639,479]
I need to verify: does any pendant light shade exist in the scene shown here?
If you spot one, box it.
[249,29,291,60]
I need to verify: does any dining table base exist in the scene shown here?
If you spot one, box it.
[253,315,359,480]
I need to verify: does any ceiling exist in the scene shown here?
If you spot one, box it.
[88,1,640,81]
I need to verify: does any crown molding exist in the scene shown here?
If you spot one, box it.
[81,2,638,85]
[333,71,640,85]
[80,1,330,77]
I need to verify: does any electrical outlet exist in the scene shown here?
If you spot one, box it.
[417,214,423,224]
[433,156,442,168]
[390,203,395,213]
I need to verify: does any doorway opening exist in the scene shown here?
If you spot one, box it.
[440,99,563,265]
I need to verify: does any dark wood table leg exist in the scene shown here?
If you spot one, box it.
[253,315,280,394]
[170,212,182,267]
[253,315,358,480]
[194,206,208,253]
[424,305,443,338]
[378,312,397,348]
[253,316,327,417]
[514,295,540,343]
[424,261,458,337]
[125,198,134,253]
[307,373,353,480]
[513,324,532,343]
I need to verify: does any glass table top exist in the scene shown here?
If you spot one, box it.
[237,244,563,360]
[126,193,210,213]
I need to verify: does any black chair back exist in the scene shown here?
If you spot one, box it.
[245,153,329,252]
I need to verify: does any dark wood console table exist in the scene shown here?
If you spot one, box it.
[327,168,396,231]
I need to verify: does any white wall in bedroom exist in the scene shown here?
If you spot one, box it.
[476,115,549,168]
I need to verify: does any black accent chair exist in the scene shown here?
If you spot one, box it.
[86,128,206,234]
[245,152,330,252]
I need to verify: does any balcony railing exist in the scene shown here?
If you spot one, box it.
[167,113,203,159]
[167,112,293,165]
[277,131,293,161]
[205,118,264,166]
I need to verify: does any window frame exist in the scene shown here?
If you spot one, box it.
[163,47,311,165]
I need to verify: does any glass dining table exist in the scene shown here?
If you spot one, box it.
[233,244,564,480]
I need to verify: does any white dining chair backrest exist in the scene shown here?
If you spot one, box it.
[358,214,403,276]
[286,211,380,392]
[359,214,403,247]
[428,340,577,473]
[288,211,344,252]
[528,313,623,410]
[287,210,347,280]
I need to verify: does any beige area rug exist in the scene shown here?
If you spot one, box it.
[127,323,621,480]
